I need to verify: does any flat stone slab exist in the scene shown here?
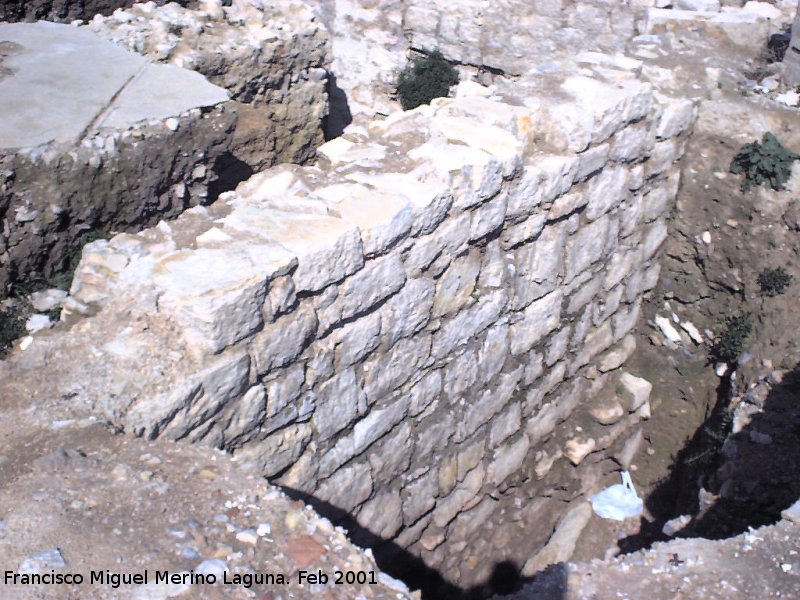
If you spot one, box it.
[0,21,228,150]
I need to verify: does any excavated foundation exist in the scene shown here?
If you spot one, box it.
[1,1,799,599]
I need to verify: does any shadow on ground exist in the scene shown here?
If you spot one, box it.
[618,361,800,553]
[280,488,567,600]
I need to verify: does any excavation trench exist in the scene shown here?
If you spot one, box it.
[3,2,800,599]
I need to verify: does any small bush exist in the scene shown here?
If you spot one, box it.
[730,132,799,191]
[396,50,459,111]
[0,305,25,358]
[758,266,793,297]
[710,313,753,364]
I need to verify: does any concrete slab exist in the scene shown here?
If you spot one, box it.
[0,21,229,150]
[98,63,229,130]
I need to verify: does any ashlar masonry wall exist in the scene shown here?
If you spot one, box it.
[3,60,696,588]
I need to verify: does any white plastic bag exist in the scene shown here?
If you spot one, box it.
[590,471,643,521]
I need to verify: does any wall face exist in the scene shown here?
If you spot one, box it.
[1,59,695,587]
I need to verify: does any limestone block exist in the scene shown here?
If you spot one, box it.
[470,193,508,240]
[244,209,364,294]
[477,323,509,383]
[222,384,268,447]
[618,194,645,238]
[561,77,653,144]
[265,275,296,319]
[357,489,403,538]
[489,402,523,448]
[313,368,367,442]
[598,334,637,372]
[414,412,456,464]
[521,502,592,576]
[315,182,414,257]
[477,240,507,289]
[549,191,589,221]
[431,114,523,178]
[353,395,412,456]
[618,372,653,412]
[509,290,563,356]
[545,326,572,367]
[363,334,432,403]
[589,397,625,425]
[339,254,406,321]
[512,224,567,309]
[433,250,482,318]
[592,284,624,326]
[571,320,614,373]
[403,212,471,276]
[236,423,312,478]
[611,124,655,163]
[487,434,530,486]
[444,350,479,398]
[576,143,610,181]
[251,306,317,375]
[409,141,503,211]
[642,219,669,260]
[457,439,486,482]
[383,277,435,348]
[432,464,485,528]
[612,300,642,341]
[448,497,498,543]
[456,368,522,443]
[265,364,305,418]
[645,139,678,178]
[642,184,671,223]
[675,0,721,11]
[334,312,382,368]
[432,290,507,360]
[154,247,275,355]
[567,276,603,315]
[604,247,643,291]
[564,214,611,282]
[407,370,443,417]
[541,102,595,152]
[402,470,439,525]
[565,437,597,466]
[655,96,695,139]
[502,214,547,250]
[316,462,373,513]
[585,166,629,221]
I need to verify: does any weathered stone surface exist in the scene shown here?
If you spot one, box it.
[433,250,482,318]
[487,434,531,486]
[252,307,317,375]
[512,225,567,309]
[313,369,368,442]
[564,215,611,282]
[618,372,653,412]
[521,502,592,576]
[509,291,563,356]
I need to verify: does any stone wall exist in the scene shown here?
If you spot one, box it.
[1,52,696,589]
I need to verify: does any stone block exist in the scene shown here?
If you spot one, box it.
[313,368,367,442]
[512,224,567,309]
[487,434,530,486]
[509,290,563,356]
[251,306,318,376]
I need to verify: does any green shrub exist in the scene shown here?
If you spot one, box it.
[396,50,459,111]
[0,305,25,358]
[730,132,799,191]
[710,313,753,364]
[757,266,793,297]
